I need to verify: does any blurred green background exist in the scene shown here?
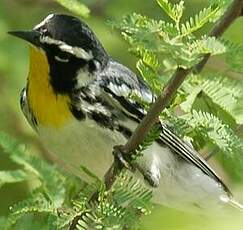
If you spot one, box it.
[1,0,243,229]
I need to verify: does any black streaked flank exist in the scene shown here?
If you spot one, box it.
[71,86,116,112]
[73,87,97,104]
[70,87,133,139]
[103,86,144,120]
[70,104,86,121]
[88,111,115,130]
[116,125,132,138]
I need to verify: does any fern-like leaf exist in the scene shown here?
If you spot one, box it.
[54,0,90,18]
[183,110,243,155]
[180,5,220,37]
[181,74,243,124]
[224,40,243,73]
[157,0,184,25]
[113,172,153,213]
[5,193,56,230]
[0,170,30,188]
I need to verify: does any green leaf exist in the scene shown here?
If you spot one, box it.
[6,193,56,230]
[183,110,243,155]
[177,36,225,68]
[0,132,66,207]
[0,131,40,176]
[136,125,162,154]
[180,5,220,37]
[224,40,243,73]
[181,74,243,124]
[136,59,162,94]
[157,0,184,24]
[0,170,30,188]
[113,172,153,214]
[194,36,226,55]
[54,0,90,18]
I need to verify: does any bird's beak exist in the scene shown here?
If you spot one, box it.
[8,30,41,47]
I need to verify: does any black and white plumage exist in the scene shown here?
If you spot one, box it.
[11,14,243,213]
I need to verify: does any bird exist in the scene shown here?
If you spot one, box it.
[9,13,243,213]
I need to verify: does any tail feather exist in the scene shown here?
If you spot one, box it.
[228,198,243,211]
[220,194,243,212]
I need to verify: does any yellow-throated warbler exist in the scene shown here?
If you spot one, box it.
[9,14,243,213]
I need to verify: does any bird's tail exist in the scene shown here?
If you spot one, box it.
[220,194,243,212]
[228,198,243,211]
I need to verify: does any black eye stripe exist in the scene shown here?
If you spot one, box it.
[57,50,71,59]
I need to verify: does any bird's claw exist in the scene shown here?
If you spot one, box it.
[112,146,159,187]
[113,145,135,172]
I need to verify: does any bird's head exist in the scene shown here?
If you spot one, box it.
[9,14,108,93]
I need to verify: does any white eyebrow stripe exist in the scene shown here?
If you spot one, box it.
[40,36,93,60]
[34,14,54,30]
[59,44,93,60]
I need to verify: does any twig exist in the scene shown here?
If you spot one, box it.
[195,0,243,73]
[104,0,243,190]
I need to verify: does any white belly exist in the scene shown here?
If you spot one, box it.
[38,118,127,179]
[139,143,230,213]
[38,118,232,213]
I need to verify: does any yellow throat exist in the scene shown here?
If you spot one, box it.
[27,46,72,128]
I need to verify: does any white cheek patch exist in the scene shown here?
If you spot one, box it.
[76,68,95,87]
[40,36,93,61]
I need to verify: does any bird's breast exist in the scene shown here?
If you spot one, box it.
[27,46,72,128]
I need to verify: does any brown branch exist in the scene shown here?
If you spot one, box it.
[195,0,243,73]
[104,0,243,191]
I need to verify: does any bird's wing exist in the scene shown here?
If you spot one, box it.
[98,59,230,194]
[159,124,230,193]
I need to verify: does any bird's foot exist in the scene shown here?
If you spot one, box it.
[113,145,159,188]
[113,145,135,172]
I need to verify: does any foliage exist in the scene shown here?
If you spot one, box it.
[0,132,152,229]
[112,0,243,182]
[54,0,90,18]
[111,1,227,70]
[1,0,243,229]
[224,39,243,73]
